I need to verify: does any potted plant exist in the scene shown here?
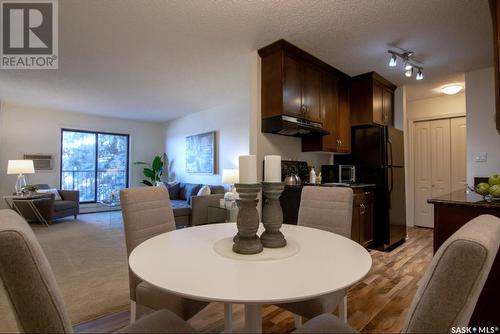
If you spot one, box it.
[24,184,38,196]
[134,155,164,186]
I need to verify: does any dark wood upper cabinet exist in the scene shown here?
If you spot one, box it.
[259,40,350,126]
[351,72,396,127]
[302,63,322,122]
[489,0,500,133]
[283,55,303,117]
[337,80,351,153]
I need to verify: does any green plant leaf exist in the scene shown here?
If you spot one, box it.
[143,168,155,179]
[152,156,163,172]
[142,180,154,186]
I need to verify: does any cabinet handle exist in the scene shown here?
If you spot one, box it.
[360,203,366,215]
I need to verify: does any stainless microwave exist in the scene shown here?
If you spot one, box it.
[321,165,356,184]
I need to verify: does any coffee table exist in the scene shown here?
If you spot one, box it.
[129,223,372,332]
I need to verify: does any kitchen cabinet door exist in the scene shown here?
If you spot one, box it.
[320,74,339,151]
[283,55,303,117]
[372,82,384,125]
[337,81,351,153]
[303,63,322,122]
[383,87,394,126]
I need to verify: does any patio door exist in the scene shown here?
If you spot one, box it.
[60,129,129,203]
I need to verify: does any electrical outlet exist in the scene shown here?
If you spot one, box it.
[474,152,487,162]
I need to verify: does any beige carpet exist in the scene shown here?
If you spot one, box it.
[0,212,130,332]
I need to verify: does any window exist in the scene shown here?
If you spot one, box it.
[61,129,129,203]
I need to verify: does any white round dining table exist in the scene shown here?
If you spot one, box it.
[129,223,372,333]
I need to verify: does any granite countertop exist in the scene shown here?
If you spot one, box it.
[428,190,500,209]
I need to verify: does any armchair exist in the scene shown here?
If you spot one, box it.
[16,184,80,224]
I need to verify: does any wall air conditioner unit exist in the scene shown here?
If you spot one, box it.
[23,154,53,170]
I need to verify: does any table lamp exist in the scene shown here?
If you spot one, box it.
[7,160,35,195]
[222,168,239,207]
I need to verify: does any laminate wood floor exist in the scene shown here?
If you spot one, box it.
[74,227,433,333]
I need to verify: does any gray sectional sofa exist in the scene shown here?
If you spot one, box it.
[165,182,225,227]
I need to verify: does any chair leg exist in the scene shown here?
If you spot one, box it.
[294,314,303,328]
[224,303,233,333]
[338,294,348,323]
[130,300,136,324]
[74,214,77,219]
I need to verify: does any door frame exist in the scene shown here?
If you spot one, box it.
[406,112,465,227]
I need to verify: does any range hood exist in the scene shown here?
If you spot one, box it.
[262,115,329,137]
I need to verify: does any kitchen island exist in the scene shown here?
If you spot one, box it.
[428,191,500,326]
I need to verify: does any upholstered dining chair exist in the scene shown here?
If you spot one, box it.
[120,187,208,322]
[0,209,195,333]
[294,214,500,333]
[279,186,354,326]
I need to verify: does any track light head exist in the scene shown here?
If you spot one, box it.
[389,54,397,67]
[404,62,412,71]
[405,68,413,77]
[416,69,423,80]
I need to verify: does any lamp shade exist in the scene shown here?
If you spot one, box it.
[222,169,239,184]
[7,160,35,174]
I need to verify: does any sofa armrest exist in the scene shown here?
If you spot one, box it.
[59,190,80,214]
[190,194,224,226]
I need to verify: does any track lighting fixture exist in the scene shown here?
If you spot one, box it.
[416,69,424,80]
[387,50,424,81]
[389,54,397,67]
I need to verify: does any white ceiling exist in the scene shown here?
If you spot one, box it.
[0,0,492,121]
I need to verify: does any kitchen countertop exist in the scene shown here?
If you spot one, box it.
[427,190,500,209]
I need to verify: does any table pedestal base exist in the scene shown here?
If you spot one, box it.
[244,303,262,333]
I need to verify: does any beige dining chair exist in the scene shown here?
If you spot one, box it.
[294,214,500,333]
[0,209,195,333]
[120,187,208,322]
[279,186,354,326]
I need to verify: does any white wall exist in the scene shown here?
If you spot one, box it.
[407,92,466,120]
[465,67,500,185]
[249,51,332,183]
[0,102,164,206]
[163,100,250,185]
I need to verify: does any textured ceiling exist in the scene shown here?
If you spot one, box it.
[0,0,492,121]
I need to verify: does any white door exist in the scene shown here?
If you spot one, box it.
[450,117,467,192]
[430,119,452,199]
[413,121,433,228]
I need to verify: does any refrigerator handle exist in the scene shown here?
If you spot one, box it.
[388,137,393,167]
[388,166,394,193]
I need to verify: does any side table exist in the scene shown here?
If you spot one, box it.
[3,194,50,227]
[207,205,237,224]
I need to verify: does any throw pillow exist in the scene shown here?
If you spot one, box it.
[166,182,180,200]
[182,184,202,204]
[197,185,211,196]
[36,188,62,201]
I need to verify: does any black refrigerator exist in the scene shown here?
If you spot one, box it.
[351,124,407,249]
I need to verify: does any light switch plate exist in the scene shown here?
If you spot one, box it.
[474,152,487,162]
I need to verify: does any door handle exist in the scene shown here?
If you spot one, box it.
[360,203,366,215]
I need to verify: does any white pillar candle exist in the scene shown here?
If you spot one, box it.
[264,155,281,182]
[238,155,257,184]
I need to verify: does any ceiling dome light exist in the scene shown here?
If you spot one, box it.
[405,68,413,77]
[389,55,397,67]
[416,69,423,80]
[441,85,463,95]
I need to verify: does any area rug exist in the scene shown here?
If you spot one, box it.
[0,212,130,332]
